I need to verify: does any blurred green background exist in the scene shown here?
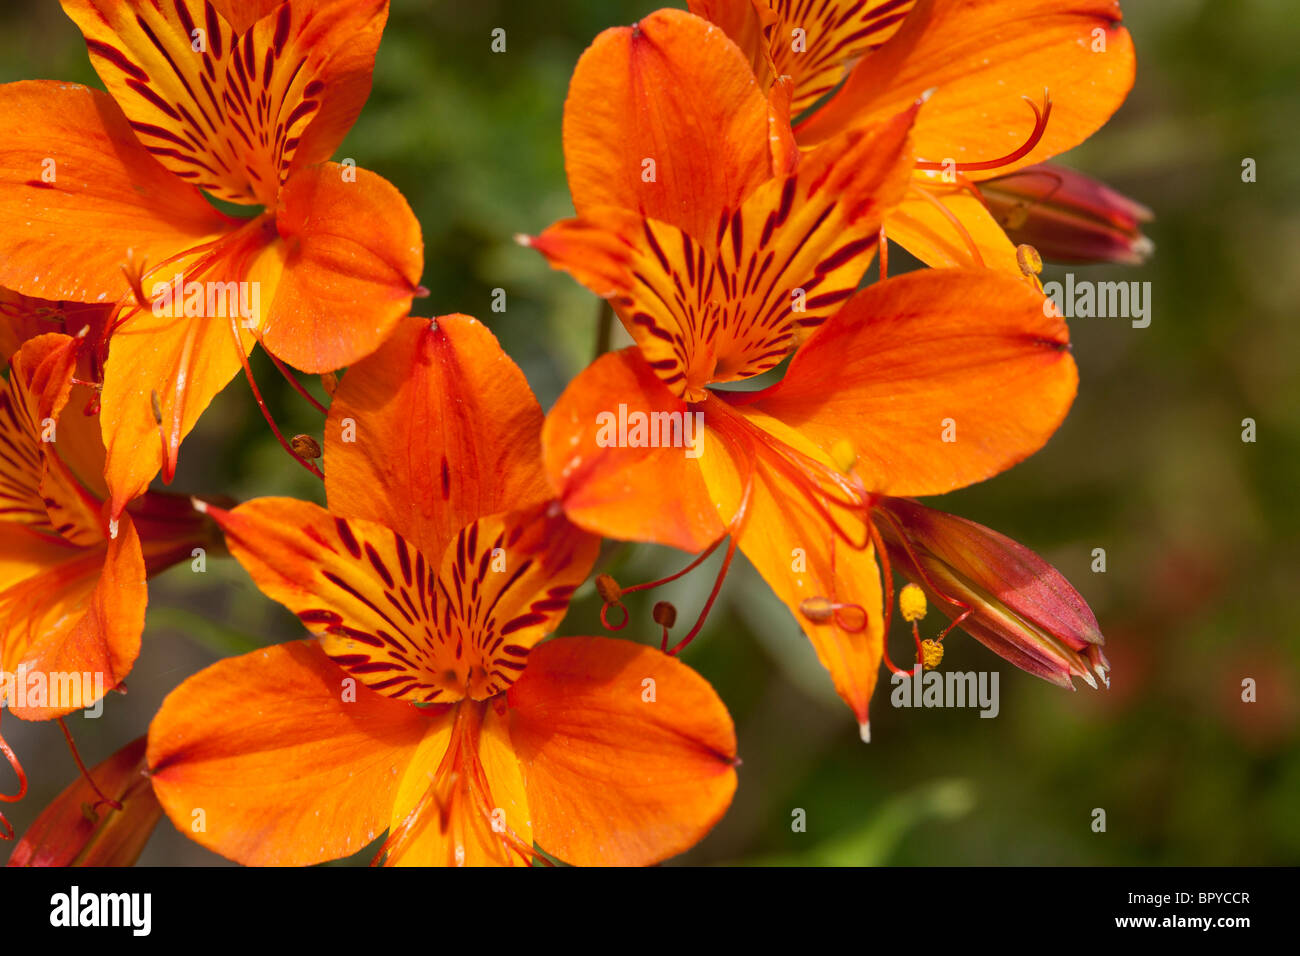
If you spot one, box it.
[2,0,1297,866]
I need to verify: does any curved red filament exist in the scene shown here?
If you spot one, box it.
[915,92,1053,174]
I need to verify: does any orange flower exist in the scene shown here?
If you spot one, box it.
[147,315,738,866]
[0,333,217,724]
[0,0,424,517]
[688,0,1137,274]
[524,9,1078,734]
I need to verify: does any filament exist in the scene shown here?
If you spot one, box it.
[915,93,1053,174]
[57,717,121,813]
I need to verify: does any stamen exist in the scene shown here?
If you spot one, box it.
[707,394,873,550]
[372,702,540,867]
[226,313,324,481]
[797,597,868,633]
[873,505,975,649]
[57,717,121,813]
[595,573,630,631]
[900,583,928,622]
[920,638,944,670]
[268,350,329,415]
[910,183,986,268]
[798,596,835,622]
[461,750,540,866]
[118,249,151,312]
[595,543,725,636]
[290,434,322,460]
[0,717,28,841]
[665,424,757,657]
[867,517,911,676]
[1016,243,1043,277]
[652,601,677,652]
[915,92,1053,174]
[599,600,629,631]
[595,573,622,604]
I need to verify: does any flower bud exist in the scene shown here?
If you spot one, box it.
[981,163,1153,266]
[876,497,1108,690]
[7,737,161,867]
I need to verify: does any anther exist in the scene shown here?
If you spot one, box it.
[653,600,677,652]
[799,596,835,623]
[1016,243,1043,277]
[920,638,944,671]
[597,573,629,632]
[291,434,322,459]
[149,389,163,426]
[900,583,928,622]
[595,573,622,604]
[799,596,868,633]
[652,601,677,628]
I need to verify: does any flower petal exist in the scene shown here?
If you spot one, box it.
[147,639,430,866]
[543,349,724,554]
[60,0,389,205]
[1,517,145,721]
[98,290,255,519]
[752,268,1077,496]
[0,81,229,303]
[325,314,550,559]
[6,334,104,546]
[258,163,424,373]
[508,637,737,866]
[797,0,1136,179]
[563,8,772,240]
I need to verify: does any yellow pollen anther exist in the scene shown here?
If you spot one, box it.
[799,596,835,623]
[1016,243,1043,277]
[920,639,944,671]
[830,438,858,475]
[900,583,928,622]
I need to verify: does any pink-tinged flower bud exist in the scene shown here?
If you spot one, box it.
[7,737,161,867]
[876,497,1109,690]
[980,163,1154,266]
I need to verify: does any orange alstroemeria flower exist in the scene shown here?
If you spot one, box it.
[688,0,1137,275]
[0,332,217,725]
[0,0,424,518]
[524,9,1080,733]
[146,315,738,866]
